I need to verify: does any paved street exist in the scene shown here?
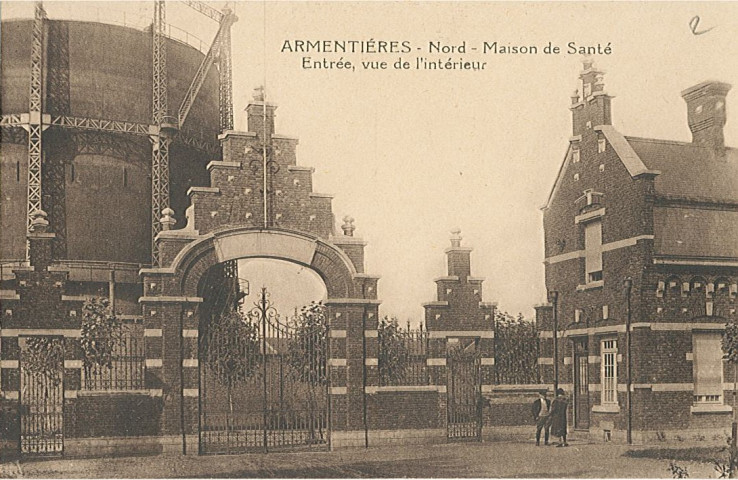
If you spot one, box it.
[0,440,721,478]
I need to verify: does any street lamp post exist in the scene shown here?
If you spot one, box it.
[549,291,559,393]
[624,277,633,445]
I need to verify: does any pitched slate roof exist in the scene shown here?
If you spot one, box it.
[654,206,738,258]
[626,137,738,203]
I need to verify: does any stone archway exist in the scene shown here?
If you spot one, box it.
[140,226,380,453]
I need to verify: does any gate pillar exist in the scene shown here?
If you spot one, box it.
[325,296,379,433]
[138,266,203,451]
[423,230,496,440]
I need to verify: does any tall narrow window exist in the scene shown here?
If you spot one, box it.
[585,220,603,283]
[693,332,723,404]
[601,339,618,404]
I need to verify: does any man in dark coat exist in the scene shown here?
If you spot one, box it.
[550,388,569,447]
[531,390,551,446]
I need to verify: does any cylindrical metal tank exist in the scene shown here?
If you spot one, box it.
[1,19,219,265]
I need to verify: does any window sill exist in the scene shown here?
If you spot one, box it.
[577,281,604,292]
[592,404,620,413]
[691,404,732,414]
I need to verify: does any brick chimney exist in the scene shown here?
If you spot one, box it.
[246,86,276,140]
[681,81,731,155]
[446,229,472,279]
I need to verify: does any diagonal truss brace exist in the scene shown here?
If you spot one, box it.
[177,12,236,128]
[179,0,224,22]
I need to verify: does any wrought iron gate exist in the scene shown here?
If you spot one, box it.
[19,336,64,456]
[446,337,482,441]
[199,289,329,454]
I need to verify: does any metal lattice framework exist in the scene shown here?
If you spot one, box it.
[1,1,237,265]
[150,0,170,264]
[26,3,46,241]
[45,20,71,258]
[218,21,234,131]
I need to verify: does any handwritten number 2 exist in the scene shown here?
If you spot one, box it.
[690,16,715,35]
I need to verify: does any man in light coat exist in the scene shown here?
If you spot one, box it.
[531,390,551,446]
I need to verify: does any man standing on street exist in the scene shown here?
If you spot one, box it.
[532,390,551,446]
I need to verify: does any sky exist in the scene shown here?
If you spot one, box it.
[2,1,738,322]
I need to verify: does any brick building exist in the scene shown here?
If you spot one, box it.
[536,59,738,443]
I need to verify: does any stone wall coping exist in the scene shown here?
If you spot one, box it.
[479,301,498,308]
[187,186,221,196]
[139,296,203,304]
[309,192,334,199]
[217,130,256,140]
[324,298,381,306]
[206,161,241,171]
[485,384,548,392]
[534,303,553,309]
[422,301,449,307]
[11,265,34,272]
[1,328,80,337]
[246,100,278,108]
[330,235,367,246]
[467,276,486,282]
[271,133,299,141]
[434,276,460,282]
[157,230,202,240]
[444,246,473,253]
[0,290,20,300]
[287,165,314,172]
[139,267,177,276]
[366,385,444,393]
[353,273,380,280]
[46,265,70,273]
[76,389,151,397]
[428,330,494,338]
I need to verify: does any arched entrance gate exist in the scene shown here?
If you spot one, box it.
[139,104,380,453]
[141,226,379,454]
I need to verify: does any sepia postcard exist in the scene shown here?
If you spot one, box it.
[0,1,737,477]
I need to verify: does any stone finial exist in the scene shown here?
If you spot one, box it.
[253,85,266,102]
[450,228,462,247]
[30,210,49,233]
[341,216,355,237]
[160,208,176,231]
[582,56,594,71]
[570,89,580,105]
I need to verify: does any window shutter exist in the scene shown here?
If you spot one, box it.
[585,221,602,274]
